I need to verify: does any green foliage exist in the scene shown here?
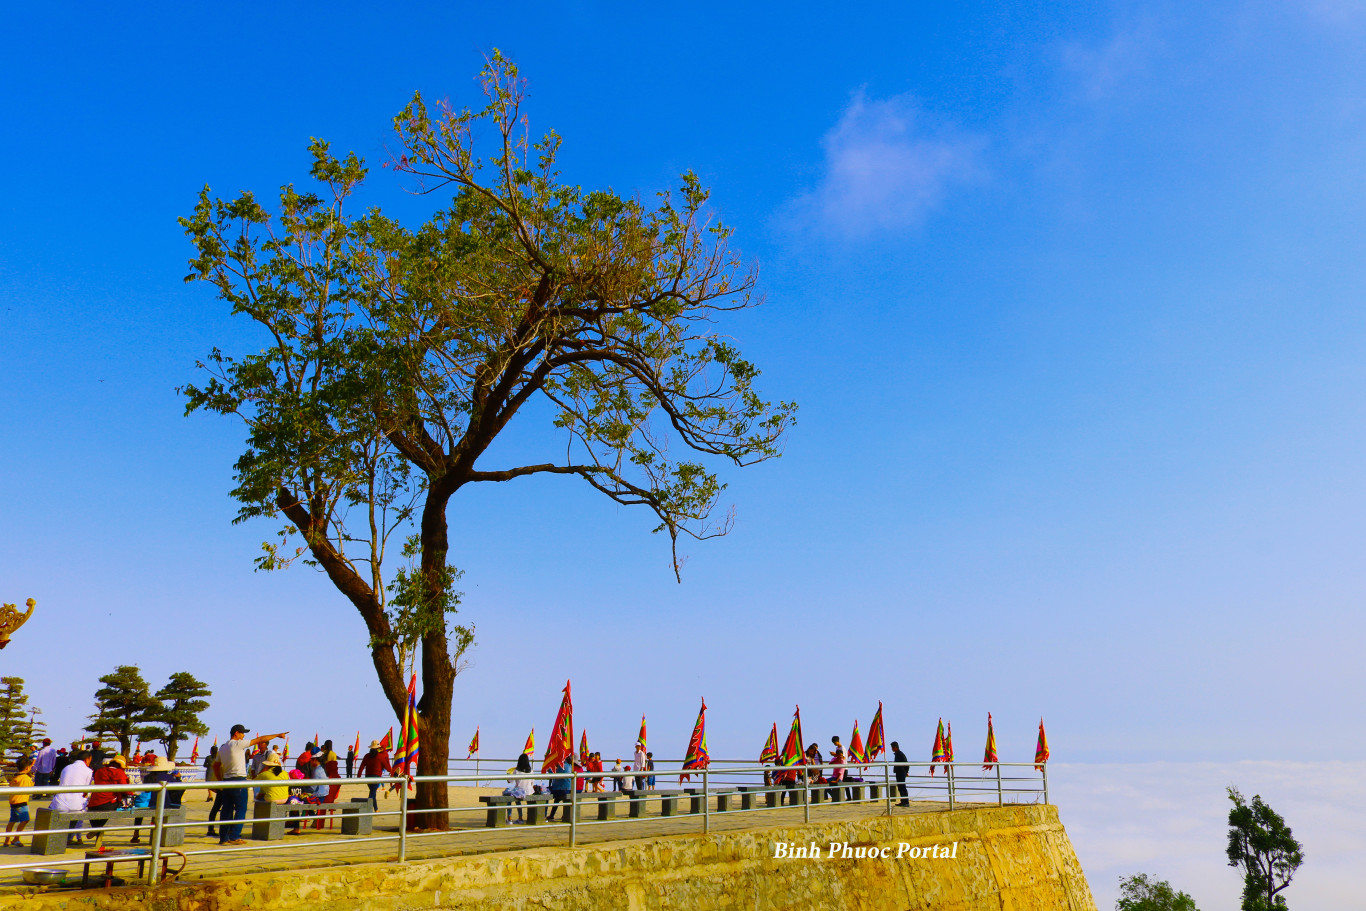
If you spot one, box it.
[1227,787,1303,911]
[1116,873,1199,911]
[0,677,31,763]
[146,672,212,761]
[85,665,159,756]
[380,534,473,680]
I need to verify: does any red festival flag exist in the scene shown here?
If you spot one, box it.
[983,713,998,770]
[681,699,709,770]
[849,721,867,764]
[638,715,648,752]
[944,722,955,765]
[1035,718,1050,771]
[190,736,199,763]
[212,735,218,750]
[467,727,480,758]
[380,728,393,751]
[779,706,804,766]
[522,728,535,756]
[930,718,947,775]
[540,680,574,773]
[760,723,780,763]
[865,702,886,761]
[579,730,590,765]
[282,739,289,761]
[353,731,361,759]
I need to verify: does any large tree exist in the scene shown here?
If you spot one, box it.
[146,672,212,761]
[180,54,795,826]
[85,665,159,756]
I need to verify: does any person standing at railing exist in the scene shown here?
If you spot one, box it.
[217,724,288,846]
[890,742,910,807]
[646,753,656,789]
[632,741,647,791]
[319,740,342,804]
[4,757,34,846]
[32,739,56,788]
[345,744,355,779]
[544,757,572,821]
[358,740,392,811]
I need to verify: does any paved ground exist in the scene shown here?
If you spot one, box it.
[0,781,1027,894]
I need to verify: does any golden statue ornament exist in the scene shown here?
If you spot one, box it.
[0,599,36,649]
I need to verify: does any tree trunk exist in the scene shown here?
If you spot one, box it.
[166,738,180,761]
[409,490,456,830]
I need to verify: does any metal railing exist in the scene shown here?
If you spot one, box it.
[0,759,1048,887]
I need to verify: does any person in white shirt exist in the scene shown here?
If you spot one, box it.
[32,739,58,787]
[49,751,93,845]
[503,754,533,823]
[632,741,647,791]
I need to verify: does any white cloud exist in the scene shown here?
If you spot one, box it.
[1058,25,1156,102]
[782,91,981,238]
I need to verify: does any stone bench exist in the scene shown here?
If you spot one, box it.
[250,798,371,840]
[736,785,780,809]
[31,806,188,855]
[681,789,737,813]
[625,789,686,817]
[478,795,516,828]
[523,793,553,825]
[574,792,621,821]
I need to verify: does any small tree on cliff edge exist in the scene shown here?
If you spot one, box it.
[179,53,796,828]
[1227,787,1303,911]
[1116,873,1199,911]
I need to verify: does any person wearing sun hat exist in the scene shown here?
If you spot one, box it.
[358,740,393,811]
[129,754,183,844]
[255,751,289,804]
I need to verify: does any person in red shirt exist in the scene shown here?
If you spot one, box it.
[357,740,392,811]
[87,754,130,846]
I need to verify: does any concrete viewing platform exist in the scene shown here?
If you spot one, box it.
[0,782,1095,910]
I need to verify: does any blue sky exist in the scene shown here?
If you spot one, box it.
[3,0,1366,780]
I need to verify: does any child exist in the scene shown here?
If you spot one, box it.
[5,758,34,846]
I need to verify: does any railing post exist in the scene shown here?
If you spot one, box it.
[398,779,408,862]
[1042,763,1049,805]
[995,763,1003,807]
[146,783,167,886]
[883,759,892,816]
[568,767,577,847]
[803,767,810,824]
[703,767,710,834]
[947,764,955,811]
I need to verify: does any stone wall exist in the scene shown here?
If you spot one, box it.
[0,805,1095,911]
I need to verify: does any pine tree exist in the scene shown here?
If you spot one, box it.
[85,665,159,756]
[0,677,29,762]
[146,672,211,761]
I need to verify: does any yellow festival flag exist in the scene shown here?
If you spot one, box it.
[467,727,480,758]
[522,728,535,756]
[982,713,998,770]
[637,715,648,751]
